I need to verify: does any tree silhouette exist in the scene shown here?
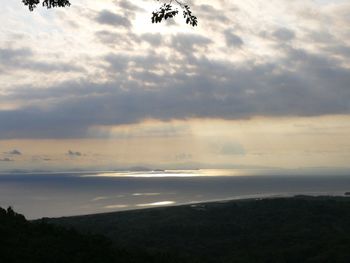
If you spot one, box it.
[22,0,70,11]
[152,1,197,26]
[22,0,198,26]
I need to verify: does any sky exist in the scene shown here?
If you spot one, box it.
[0,0,350,173]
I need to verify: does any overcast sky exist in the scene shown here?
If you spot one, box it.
[0,0,349,172]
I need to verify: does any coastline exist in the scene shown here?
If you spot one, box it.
[43,192,350,220]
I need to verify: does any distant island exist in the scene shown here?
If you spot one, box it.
[2,196,350,262]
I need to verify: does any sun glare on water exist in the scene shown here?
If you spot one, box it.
[81,169,244,178]
[136,201,176,207]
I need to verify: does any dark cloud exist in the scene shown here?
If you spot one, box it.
[0,47,32,61]
[196,4,230,23]
[171,33,212,53]
[140,33,163,46]
[95,30,120,42]
[272,28,295,41]
[95,10,131,28]
[198,4,217,13]
[224,30,244,47]
[0,28,350,139]
[67,150,82,157]
[0,47,31,73]
[306,31,335,44]
[5,149,22,155]
[95,30,139,47]
[117,0,144,12]
[0,47,83,74]
[104,53,130,71]
[103,51,168,75]
[164,18,178,27]
[0,158,13,162]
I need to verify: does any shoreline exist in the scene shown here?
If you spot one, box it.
[42,192,350,221]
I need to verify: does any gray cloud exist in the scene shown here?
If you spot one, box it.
[171,33,212,54]
[5,149,22,155]
[175,153,192,161]
[0,40,350,139]
[272,28,295,41]
[0,48,32,61]
[67,150,82,157]
[95,10,131,28]
[0,47,83,74]
[95,30,139,47]
[224,30,244,47]
[196,4,230,23]
[220,143,245,156]
[117,0,144,12]
[1,0,350,141]
[140,33,163,46]
[0,158,13,162]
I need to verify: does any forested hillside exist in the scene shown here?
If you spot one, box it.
[0,206,172,263]
[49,196,350,263]
[3,196,350,262]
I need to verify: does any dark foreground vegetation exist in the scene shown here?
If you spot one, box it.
[0,206,173,263]
[3,196,350,262]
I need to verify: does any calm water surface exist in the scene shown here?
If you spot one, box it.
[1,169,350,219]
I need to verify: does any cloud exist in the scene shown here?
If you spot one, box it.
[175,153,192,161]
[5,149,22,155]
[0,47,83,75]
[0,48,32,62]
[97,122,190,139]
[0,0,349,139]
[140,33,163,46]
[224,30,244,47]
[95,30,139,47]
[117,0,144,12]
[2,46,350,135]
[196,4,230,23]
[0,158,13,162]
[95,10,131,28]
[272,28,295,41]
[170,33,212,54]
[0,42,349,139]
[220,143,245,156]
[67,150,82,157]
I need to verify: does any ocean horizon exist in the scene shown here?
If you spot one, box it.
[1,169,350,219]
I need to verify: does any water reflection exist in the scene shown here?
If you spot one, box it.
[84,169,244,178]
[0,171,350,219]
[132,193,161,196]
[91,196,109,202]
[136,201,176,207]
[103,204,128,209]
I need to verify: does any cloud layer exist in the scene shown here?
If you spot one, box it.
[0,0,349,139]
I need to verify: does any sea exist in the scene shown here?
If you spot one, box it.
[1,169,350,219]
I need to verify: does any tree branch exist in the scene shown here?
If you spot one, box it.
[22,0,198,27]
